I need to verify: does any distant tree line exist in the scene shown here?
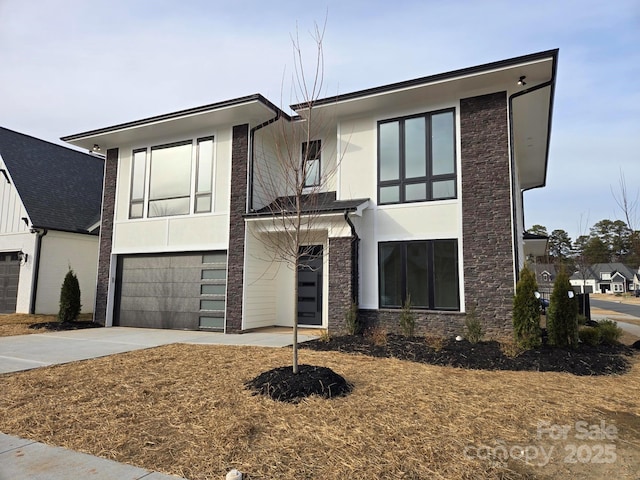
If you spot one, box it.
[527,219,640,268]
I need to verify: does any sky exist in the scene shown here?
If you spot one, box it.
[1,0,638,241]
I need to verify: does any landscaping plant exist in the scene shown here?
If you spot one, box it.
[546,267,578,347]
[463,307,483,344]
[597,319,623,345]
[512,266,541,348]
[399,295,415,337]
[58,269,81,323]
[344,300,360,335]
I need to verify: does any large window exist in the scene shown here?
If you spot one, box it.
[129,136,214,219]
[378,109,456,205]
[379,239,459,310]
[302,140,321,187]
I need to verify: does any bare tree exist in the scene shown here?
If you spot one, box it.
[612,169,640,266]
[251,20,343,373]
[573,213,592,313]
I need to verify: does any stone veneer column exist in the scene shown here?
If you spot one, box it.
[225,124,249,333]
[460,92,514,335]
[94,148,118,325]
[328,236,354,333]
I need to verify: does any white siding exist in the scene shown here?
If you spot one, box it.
[0,157,29,235]
[242,227,278,329]
[35,231,99,314]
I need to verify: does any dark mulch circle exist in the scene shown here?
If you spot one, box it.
[29,321,103,332]
[245,364,353,403]
[302,334,635,376]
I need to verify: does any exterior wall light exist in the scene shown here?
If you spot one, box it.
[17,250,28,265]
[517,76,527,86]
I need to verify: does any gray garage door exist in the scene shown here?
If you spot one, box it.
[116,252,227,330]
[0,253,20,314]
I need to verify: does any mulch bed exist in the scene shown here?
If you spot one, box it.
[302,334,634,376]
[245,364,353,403]
[28,320,102,331]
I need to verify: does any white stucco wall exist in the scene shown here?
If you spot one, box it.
[34,230,99,314]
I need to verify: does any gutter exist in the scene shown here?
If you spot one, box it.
[29,228,48,314]
[344,211,360,305]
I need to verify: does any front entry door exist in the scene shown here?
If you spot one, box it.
[297,245,323,326]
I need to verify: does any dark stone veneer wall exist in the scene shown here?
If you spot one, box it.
[328,237,355,333]
[225,124,249,333]
[459,91,514,336]
[355,92,514,338]
[94,147,118,325]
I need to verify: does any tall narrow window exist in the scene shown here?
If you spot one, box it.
[148,141,192,217]
[129,149,147,219]
[378,109,456,205]
[302,140,321,187]
[378,240,459,311]
[195,137,214,213]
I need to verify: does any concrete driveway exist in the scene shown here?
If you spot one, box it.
[0,327,318,374]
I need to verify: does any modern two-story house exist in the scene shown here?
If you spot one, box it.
[63,49,558,336]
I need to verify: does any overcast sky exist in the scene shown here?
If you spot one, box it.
[1,0,638,240]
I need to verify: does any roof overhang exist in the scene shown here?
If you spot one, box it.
[62,94,287,151]
[523,232,548,257]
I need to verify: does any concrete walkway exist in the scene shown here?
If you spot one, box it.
[0,326,318,374]
[0,326,318,479]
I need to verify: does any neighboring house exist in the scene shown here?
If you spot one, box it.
[62,49,558,336]
[0,127,103,314]
[570,263,638,294]
[531,263,556,297]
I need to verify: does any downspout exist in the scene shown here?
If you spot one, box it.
[508,70,557,282]
[344,211,360,305]
[248,111,282,213]
[29,228,48,314]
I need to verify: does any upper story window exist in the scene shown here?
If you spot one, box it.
[129,137,214,219]
[302,140,321,188]
[378,109,456,205]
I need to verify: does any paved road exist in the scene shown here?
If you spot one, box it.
[591,299,640,318]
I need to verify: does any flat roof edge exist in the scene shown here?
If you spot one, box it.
[62,94,289,142]
[292,49,559,110]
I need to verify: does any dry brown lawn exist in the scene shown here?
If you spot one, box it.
[0,314,57,337]
[1,344,639,480]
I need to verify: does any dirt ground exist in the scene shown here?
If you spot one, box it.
[1,343,639,480]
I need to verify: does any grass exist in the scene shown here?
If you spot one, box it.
[1,343,639,479]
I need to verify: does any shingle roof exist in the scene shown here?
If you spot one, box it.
[0,127,104,234]
[570,263,636,281]
[247,191,369,217]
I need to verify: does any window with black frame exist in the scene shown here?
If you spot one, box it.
[379,239,459,310]
[378,109,456,204]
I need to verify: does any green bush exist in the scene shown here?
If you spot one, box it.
[597,319,623,345]
[578,327,601,346]
[513,266,541,349]
[58,269,81,323]
[399,296,415,337]
[464,308,484,344]
[546,268,578,347]
[576,314,587,326]
[344,301,360,335]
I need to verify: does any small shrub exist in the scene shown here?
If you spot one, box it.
[578,327,601,346]
[399,295,415,337]
[597,319,623,345]
[500,341,526,358]
[344,301,359,335]
[576,314,587,326]
[58,269,81,323]
[546,268,578,347]
[318,330,332,343]
[464,308,484,344]
[366,326,387,346]
[425,335,445,352]
[513,266,541,349]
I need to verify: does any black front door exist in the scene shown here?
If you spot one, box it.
[297,245,323,326]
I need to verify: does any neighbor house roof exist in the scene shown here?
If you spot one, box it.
[0,127,104,234]
[570,263,636,282]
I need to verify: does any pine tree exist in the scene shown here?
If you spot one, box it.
[546,267,578,347]
[513,266,541,348]
[58,269,81,323]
